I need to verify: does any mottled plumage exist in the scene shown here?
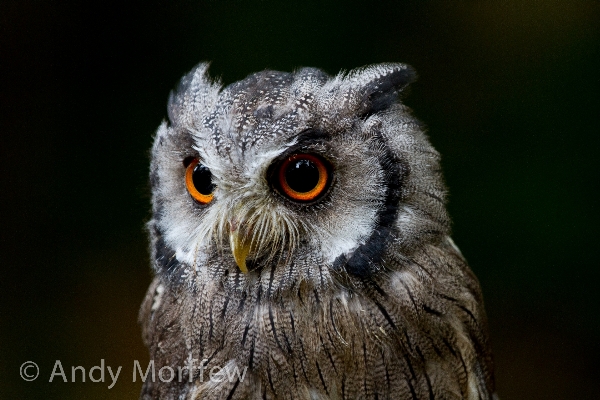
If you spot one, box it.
[140,63,496,399]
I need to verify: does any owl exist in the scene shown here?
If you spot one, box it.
[139,63,496,400]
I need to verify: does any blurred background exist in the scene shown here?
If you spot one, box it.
[1,0,598,398]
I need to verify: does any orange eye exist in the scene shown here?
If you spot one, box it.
[277,153,330,202]
[185,158,215,204]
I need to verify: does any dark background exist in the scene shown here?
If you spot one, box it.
[1,1,598,399]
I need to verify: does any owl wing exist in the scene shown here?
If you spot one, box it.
[139,276,164,347]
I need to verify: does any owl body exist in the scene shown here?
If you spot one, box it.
[140,64,495,399]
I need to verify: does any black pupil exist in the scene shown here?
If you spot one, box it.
[285,159,319,193]
[192,164,214,195]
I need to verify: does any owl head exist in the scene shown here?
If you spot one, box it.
[149,63,449,293]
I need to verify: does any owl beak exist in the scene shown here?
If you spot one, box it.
[229,229,251,274]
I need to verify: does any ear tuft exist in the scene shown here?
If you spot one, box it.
[350,63,416,117]
[167,62,220,128]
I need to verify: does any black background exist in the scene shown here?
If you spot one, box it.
[1,1,599,399]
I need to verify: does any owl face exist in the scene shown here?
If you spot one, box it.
[149,63,449,292]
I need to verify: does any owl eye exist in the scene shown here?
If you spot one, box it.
[277,153,330,202]
[184,157,215,204]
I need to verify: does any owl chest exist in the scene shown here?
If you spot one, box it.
[172,287,472,400]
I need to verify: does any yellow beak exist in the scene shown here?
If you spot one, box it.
[229,229,251,273]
